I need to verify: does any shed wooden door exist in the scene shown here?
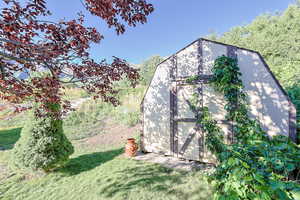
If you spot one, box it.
[170,78,223,162]
[170,81,205,161]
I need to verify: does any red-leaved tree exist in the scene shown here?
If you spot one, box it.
[0,0,154,117]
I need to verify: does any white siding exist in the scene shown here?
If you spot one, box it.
[202,40,228,121]
[202,40,227,74]
[237,49,289,137]
[143,59,171,155]
[177,42,199,77]
[177,85,197,118]
[203,85,227,121]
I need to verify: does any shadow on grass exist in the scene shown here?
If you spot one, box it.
[0,127,22,150]
[99,163,212,199]
[58,148,123,176]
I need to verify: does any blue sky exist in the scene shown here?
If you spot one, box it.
[5,0,296,64]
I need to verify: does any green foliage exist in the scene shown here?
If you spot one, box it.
[0,86,144,141]
[113,86,144,127]
[113,56,164,88]
[114,56,164,89]
[65,100,114,126]
[63,86,145,139]
[210,56,266,143]
[63,100,111,140]
[287,84,300,142]
[188,56,300,199]
[114,110,140,127]
[198,107,225,158]
[139,55,165,85]
[12,105,74,172]
[211,136,300,200]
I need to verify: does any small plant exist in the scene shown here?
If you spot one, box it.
[115,111,140,127]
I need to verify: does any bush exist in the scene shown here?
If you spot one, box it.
[12,105,74,172]
[139,55,164,85]
[287,83,300,143]
[63,100,113,139]
[210,135,300,200]
[115,111,140,127]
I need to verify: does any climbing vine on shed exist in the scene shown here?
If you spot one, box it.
[187,55,300,200]
[210,56,267,144]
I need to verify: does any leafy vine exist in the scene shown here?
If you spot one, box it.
[187,55,300,200]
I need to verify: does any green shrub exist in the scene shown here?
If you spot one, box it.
[139,55,164,85]
[287,84,300,143]
[63,100,113,139]
[112,86,144,127]
[115,111,140,127]
[62,86,145,140]
[12,105,74,172]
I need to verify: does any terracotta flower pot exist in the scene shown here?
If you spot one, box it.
[125,138,138,157]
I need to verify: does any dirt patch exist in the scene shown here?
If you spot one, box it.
[0,163,9,180]
[79,120,140,148]
[0,163,16,181]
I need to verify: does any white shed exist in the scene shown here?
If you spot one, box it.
[140,38,297,162]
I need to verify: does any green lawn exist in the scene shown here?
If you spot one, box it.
[0,127,213,200]
[0,128,22,150]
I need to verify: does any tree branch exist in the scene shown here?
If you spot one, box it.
[0,64,5,80]
[0,51,36,63]
[0,38,52,52]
